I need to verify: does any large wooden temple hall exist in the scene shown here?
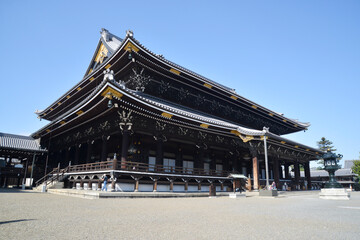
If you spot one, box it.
[29,29,322,192]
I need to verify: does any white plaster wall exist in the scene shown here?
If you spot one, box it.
[188,185,198,192]
[92,183,98,190]
[76,183,80,189]
[173,185,184,192]
[138,184,153,192]
[115,183,134,192]
[201,185,209,192]
[157,184,170,192]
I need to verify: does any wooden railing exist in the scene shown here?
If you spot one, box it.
[117,161,232,177]
[0,167,23,175]
[53,159,232,178]
[68,160,114,173]
[35,166,70,187]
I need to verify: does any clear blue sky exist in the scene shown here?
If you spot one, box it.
[1,1,359,167]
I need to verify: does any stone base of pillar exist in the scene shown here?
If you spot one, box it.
[319,188,350,200]
[259,189,278,197]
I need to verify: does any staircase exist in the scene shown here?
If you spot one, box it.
[35,166,69,191]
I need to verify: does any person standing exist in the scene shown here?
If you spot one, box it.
[101,174,108,191]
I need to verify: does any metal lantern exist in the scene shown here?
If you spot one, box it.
[322,149,343,188]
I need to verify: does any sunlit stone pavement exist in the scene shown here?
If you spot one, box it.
[0,189,359,240]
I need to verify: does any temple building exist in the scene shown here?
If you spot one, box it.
[31,29,322,192]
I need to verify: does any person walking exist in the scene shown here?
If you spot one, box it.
[101,174,108,191]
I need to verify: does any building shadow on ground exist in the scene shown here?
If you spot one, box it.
[0,219,35,225]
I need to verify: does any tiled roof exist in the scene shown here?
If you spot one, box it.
[293,169,357,178]
[0,132,46,152]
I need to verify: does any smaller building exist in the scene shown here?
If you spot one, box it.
[0,133,47,188]
[292,165,358,190]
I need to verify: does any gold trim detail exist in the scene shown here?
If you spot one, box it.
[94,43,109,64]
[66,95,71,99]
[89,77,95,82]
[161,112,173,119]
[105,64,111,69]
[281,141,286,144]
[316,152,319,154]
[230,96,238,100]
[76,110,84,116]
[203,83,212,89]
[306,149,310,151]
[77,87,81,91]
[57,102,61,105]
[123,42,139,52]
[170,68,181,75]
[231,130,240,136]
[200,124,209,129]
[101,87,123,99]
[88,68,93,75]
[251,105,257,109]
[60,121,66,125]
[230,130,254,143]
[295,145,299,148]
[50,108,53,111]
[46,129,51,133]
[260,136,268,140]
[283,119,287,122]
[269,113,274,116]
[240,135,254,143]
[294,124,298,127]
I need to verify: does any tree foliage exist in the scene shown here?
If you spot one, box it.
[317,137,336,152]
[316,137,338,167]
[352,160,360,183]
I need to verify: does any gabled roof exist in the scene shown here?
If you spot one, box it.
[35,29,310,134]
[84,28,123,77]
[32,76,321,158]
[0,132,47,153]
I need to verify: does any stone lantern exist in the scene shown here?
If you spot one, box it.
[323,149,342,188]
[319,149,350,200]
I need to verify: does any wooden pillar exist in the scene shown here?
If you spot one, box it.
[184,181,188,192]
[304,162,312,190]
[294,161,300,189]
[121,131,129,169]
[87,179,92,190]
[168,178,174,192]
[74,145,80,165]
[101,136,108,162]
[111,177,116,191]
[197,180,202,191]
[86,141,92,163]
[153,178,158,192]
[65,147,70,165]
[80,180,84,189]
[252,156,259,190]
[220,181,224,191]
[22,159,29,189]
[284,163,290,179]
[134,177,140,192]
[279,163,283,179]
[98,180,102,191]
[156,139,163,166]
[176,145,182,169]
[273,158,280,188]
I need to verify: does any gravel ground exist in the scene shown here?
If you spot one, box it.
[0,189,359,240]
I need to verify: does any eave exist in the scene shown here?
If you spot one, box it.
[36,31,309,135]
[32,80,321,159]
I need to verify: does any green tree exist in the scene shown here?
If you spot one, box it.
[352,159,360,183]
[317,137,336,152]
[316,137,338,167]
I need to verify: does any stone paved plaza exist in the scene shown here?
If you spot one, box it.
[0,189,359,240]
